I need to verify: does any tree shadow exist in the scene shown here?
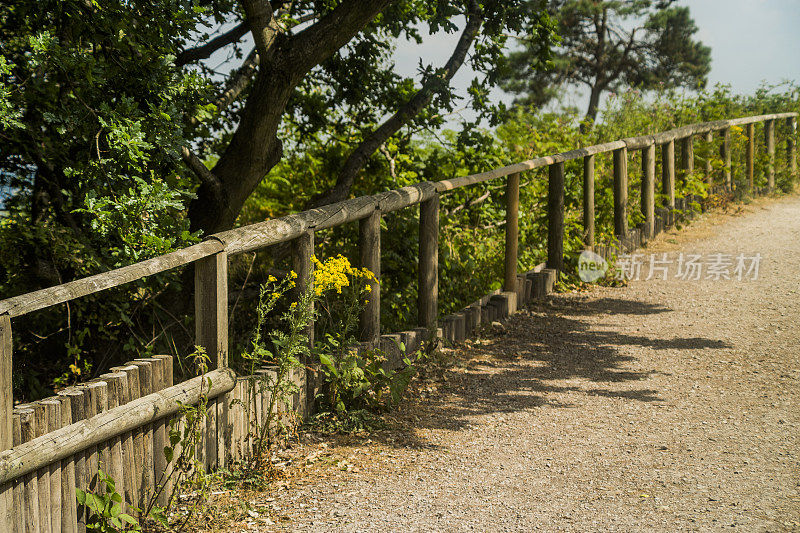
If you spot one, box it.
[347,295,732,450]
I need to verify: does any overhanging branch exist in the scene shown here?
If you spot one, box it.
[310,3,483,207]
[176,23,249,66]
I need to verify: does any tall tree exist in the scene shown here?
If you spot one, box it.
[499,0,711,122]
[0,0,554,392]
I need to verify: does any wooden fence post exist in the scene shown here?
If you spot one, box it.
[418,195,439,330]
[0,315,12,533]
[662,140,676,209]
[504,173,520,292]
[746,123,755,190]
[291,231,314,417]
[641,144,655,239]
[583,155,595,250]
[704,131,713,186]
[547,162,565,272]
[56,395,77,533]
[680,135,694,185]
[359,209,381,344]
[41,398,63,530]
[194,249,228,470]
[127,360,153,508]
[19,408,39,533]
[788,117,797,175]
[150,356,171,507]
[613,146,628,238]
[721,128,732,190]
[59,388,86,533]
[765,119,775,190]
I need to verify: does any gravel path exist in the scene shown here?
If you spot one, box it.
[224,195,800,532]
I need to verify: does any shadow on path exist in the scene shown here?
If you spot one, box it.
[363,295,732,450]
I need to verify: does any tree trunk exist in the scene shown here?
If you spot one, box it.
[585,84,603,124]
[187,0,395,236]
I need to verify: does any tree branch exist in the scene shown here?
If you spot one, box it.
[309,3,482,208]
[286,0,395,76]
[176,22,249,66]
[191,0,394,234]
[608,28,637,81]
[216,48,260,115]
[241,0,281,59]
[181,146,223,196]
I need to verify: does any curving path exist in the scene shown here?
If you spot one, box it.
[229,195,800,532]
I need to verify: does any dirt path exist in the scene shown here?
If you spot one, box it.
[223,196,800,532]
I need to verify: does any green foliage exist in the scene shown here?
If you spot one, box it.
[311,255,417,416]
[238,272,308,479]
[0,0,557,400]
[0,0,210,397]
[318,347,416,415]
[76,470,141,532]
[255,83,798,332]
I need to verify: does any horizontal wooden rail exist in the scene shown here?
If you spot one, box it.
[0,240,224,318]
[435,113,797,190]
[0,368,235,485]
[217,183,437,255]
[435,141,627,192]
[0,111,795,319]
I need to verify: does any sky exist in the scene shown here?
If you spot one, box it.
[391,0,800,123]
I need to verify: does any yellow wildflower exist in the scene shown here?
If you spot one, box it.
[69,364,81,376]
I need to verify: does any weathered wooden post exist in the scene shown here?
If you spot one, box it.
[195,250,228,368]
[547,162,565,272]
[504,173,520,292]
[746,123,755,190]
[127,360,153,508]
[84,381,106,489]
[194,248,228,469]
[721,127,732,190]
[291,230,314,416]
[680,135,694,185]
[583,155,595,250]
[359,209,381,343]
[19,408,39,533]
[418,195,439,330]
[662,140,676,210]
[41,399,63,528]
[765,119,775,190]
[56,395,78,533]
[150,356,171,507]
[32,401,51,533]
[787,117,797,176]
[97,372,127,511]
[704,131,713,186]
[641,143,655,239]
[0,315,12,533]
[59,388,86,533]
[613,146,628,238]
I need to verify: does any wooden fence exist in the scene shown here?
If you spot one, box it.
[0,111,796,532]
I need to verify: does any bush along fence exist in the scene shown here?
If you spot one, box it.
[0,111,796,531]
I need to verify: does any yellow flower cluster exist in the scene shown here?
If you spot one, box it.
[312,254,375,296]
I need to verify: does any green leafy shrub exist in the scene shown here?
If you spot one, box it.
[76,470,142,532]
